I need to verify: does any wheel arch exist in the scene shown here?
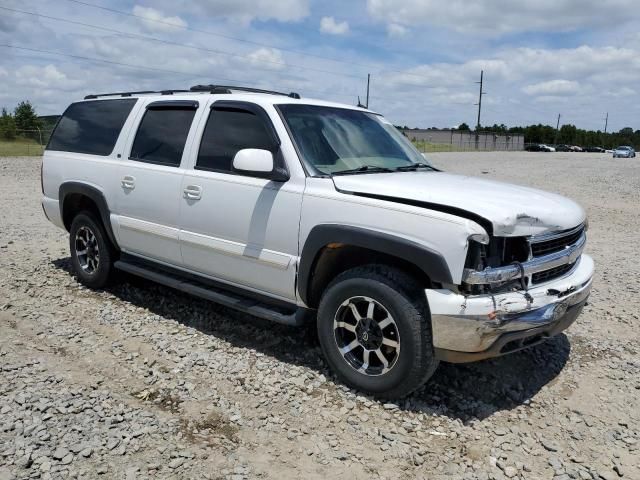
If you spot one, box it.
[298,224,453,308]
[59,182,119,249]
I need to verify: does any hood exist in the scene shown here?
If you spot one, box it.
[332,171,586,237]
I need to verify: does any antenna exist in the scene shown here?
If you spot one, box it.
[366,74,370,109]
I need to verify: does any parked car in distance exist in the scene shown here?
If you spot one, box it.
[612,146,636,158]
[570,146,583,152]
[584,146,605,153]
[555,144,572,152]
[525,143,556,152]
[525,143,544,152]
[41,85,594,398]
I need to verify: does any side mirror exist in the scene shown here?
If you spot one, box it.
[232,149,288,182]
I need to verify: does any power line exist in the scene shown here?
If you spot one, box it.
[0,6,364,80]
[0,43,362,101]
[59,0,445,83]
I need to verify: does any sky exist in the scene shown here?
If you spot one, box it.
[1,0,639,131]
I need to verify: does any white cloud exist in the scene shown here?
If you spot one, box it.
[387,23,408,38]
[523,79,580,96]
[367,0,640,35]
[132,5,187,33]
[14,65,85,91]
[246,48,285,70]
[320,17,350,35]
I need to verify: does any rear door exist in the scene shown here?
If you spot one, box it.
[114,99,200,265]
[178,100,304,302]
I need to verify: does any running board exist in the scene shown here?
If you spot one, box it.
[114,259,308,326]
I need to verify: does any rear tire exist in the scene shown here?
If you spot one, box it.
[317,265,438,399]
[69,211,116,289]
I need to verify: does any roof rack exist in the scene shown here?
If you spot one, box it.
[84,89,190,100]
[189,84,301,99]
[83,85,302,100]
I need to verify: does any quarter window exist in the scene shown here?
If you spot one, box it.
[130,107,196,167]
[47,99,136,156]
[196,107,274,173]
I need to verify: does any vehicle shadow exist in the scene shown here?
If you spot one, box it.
[52,257,571,423]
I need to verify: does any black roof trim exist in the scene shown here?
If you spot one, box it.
[190,84,301,99]
[83,85,301,100]
[147,100,199,110]
[84,89,189,100]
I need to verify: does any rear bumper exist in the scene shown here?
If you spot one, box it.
[427,254,593,362]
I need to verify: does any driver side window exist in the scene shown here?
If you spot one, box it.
[196,107,274,173]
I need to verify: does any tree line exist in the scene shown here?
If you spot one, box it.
[0,101,44,141]
[476,123,639,149]
[399,121,639,149]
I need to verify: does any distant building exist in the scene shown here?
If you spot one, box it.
[401,128,524,151]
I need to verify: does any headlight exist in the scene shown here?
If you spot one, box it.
[469,232,490,245]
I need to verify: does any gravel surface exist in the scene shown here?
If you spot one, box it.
[1,152,639,480]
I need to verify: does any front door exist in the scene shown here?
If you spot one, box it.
[114,100,199,265]
[178,102,303,302]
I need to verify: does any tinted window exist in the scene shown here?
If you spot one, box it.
[47,99,136,156]
[278,104,427,175]
[197,107,273,172]
[130,108,196,167]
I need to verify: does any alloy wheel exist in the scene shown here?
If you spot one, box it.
[333,296,400,376]
[75,226,100,274]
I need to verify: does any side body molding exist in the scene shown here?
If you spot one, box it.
[59,182,119,249]
[298,224,453,305]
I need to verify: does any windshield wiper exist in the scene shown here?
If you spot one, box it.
[331,165,395,176]
[394,163,437,172]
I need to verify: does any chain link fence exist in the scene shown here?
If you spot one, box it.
[0,129,53,156]
[401,129,524,152]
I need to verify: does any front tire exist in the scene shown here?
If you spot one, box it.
[69,211,116,289]
[317,265,438,399]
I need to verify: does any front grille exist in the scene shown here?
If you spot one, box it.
[530,225,584,257]
[531,262,575,284]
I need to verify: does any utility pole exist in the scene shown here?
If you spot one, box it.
[366,74,370,109]
[474,70,486,149]
[475,70,485,130]
[554,113,561,145]
[604,112,608,134]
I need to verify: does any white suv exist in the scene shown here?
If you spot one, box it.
[42,85,594,398]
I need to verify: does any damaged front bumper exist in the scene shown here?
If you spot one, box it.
[427,254,594,363]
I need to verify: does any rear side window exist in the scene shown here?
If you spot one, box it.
[196,107,274,172]
[47,99,136,155]
[130,106,196,167]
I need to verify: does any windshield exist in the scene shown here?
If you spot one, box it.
[278,104,431,175]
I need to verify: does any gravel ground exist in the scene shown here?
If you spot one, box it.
[1,152,639,480]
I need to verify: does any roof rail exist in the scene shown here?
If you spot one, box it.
[83,85,302,100]
[189,84,301,99]
[84,89,190,100]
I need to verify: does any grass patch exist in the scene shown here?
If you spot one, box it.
[0,138,45,156]
[411,140,464,153]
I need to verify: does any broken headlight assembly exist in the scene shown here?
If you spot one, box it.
[462,235,530,295]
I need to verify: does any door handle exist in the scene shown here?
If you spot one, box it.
[121,175,135,190]
[183,185,202,200]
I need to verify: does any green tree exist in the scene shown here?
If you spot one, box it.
[0,108,17,140]
[13,100,41,132]
[457,122,470,131]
